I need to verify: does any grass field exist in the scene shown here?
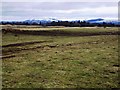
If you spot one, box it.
[2,26,119,88]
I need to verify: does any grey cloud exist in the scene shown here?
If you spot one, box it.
[1,2,118,20]
[2,2,117,10]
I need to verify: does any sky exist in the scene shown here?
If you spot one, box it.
[1,0,119,21]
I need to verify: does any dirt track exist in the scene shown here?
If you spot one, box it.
[2,28,119,59]
[2,40,53,48]
[2,40,110,59]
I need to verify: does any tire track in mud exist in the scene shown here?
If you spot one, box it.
[2,40,53,59]
[2,28,119,59]
[2,40,53,48]
[2,40,108,59]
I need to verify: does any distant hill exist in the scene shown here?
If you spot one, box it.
[87,18,104,22]
[86,18,119,25]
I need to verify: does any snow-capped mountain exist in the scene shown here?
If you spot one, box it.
[86,18,104,23]
[24,18,60,24]
[1,18,120,25]
[86,18,120,25]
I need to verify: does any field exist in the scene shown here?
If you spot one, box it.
[1,25,119,88]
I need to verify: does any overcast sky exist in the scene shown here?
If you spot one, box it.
[1,1,118,21]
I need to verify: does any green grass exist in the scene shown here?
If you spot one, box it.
[2,27,119,88]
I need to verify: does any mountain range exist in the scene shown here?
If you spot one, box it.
[23,18,120,25]
[23,18,60,24]
[1,18,120,25]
